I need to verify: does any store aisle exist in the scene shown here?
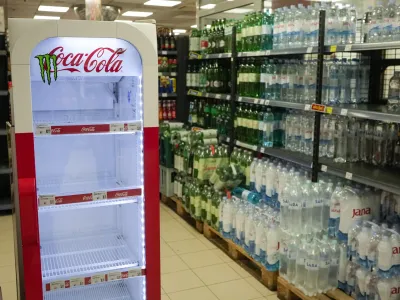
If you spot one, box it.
[0,214,17,300]
[160,203,278,300]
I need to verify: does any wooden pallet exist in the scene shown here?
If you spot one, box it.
[203,222,278,291]
[160,194,203,233]
[277,276,352,300]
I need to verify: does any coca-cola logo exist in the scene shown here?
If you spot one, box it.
[115,192,128,198]
[351,207,371,218]
[51,127,61,134]
[82,195,93,201]
[55,198,63,204]
[81,127,96,132]
[35,46,126,84]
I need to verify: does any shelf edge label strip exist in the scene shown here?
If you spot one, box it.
[36,123,141,135]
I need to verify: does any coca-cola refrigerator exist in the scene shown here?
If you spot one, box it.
[8,19,160,300]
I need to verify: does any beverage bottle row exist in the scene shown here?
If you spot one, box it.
[188,98,232,134]
[193,143,229,182]
[158,57,177,72]
[192,19,227,55]
[159,75,176,93]
[367,0,400,43]
[219,190,281,271]
[324,4,357,45]
[157,28,176,51]
[158,100,176,121]
[187,60,230,94]
[234,103,285,148]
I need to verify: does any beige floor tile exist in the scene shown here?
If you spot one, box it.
[168,286,218,300]
[161,223,196,243]
[196,235,217,249]
[168,238,208,255]
[210,248,233,263]
[160,209,176,223]
[180,249,224,269]
[0,252,15,267]
[161,255,189,274]
[0,265,16,283]
[0,230,14,247]
[160,239,176,258]
[245,277,276,297]
[226,262,251,278]
[266,294,279,300]
[0,281,17,300]
[0,216,12,231]
[208,278,263,300]
[161,294,171,300]
[162,270,204,293]
[192,263,241,285]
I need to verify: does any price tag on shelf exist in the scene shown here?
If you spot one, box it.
[91,274,106,284]
[70,278,85,287]
[344,45,352,52]
[215,94,221,99]
[92,191,107,201]
[39,195,55,206]
[330,45,337,52]
[265,100,270,106]
[35,125,51,136]
[128,269,142,277]
[345,172,353,180]
[158,72,162,76]
[238,97,243,102]
[204,93,210,98]
[218,54,223,58]
[226,95,231,100]
[307,47,313,54]
[252,145,258,151]
[161,51,168,55]
[326,106,333,114]
[254,98,259,104]
[170,72,177,76]
[110,123,124,132]
[259,99,266,105]
[265,50,271,56]
[108,272,122,281]
[260,147,265,153]
[50,281,66,290]
[340,109,348,116]
[127,123,141,131]
[304,104,311,111]
[321,165,328,172]
[161,93,168,97]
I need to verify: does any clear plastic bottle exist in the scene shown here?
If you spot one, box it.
[377,232,393,278]
[367,223,382,271]
[301,179,314,236]
[355,267,367,299]
[334,117,348,163]
[322,179,334,233]
[280,7,288,49]
[368,1,384,43]
[329,239,340,289]
[347,118,360,163]
[329,181,343,238]
[356,222,372,269]
[308,4,320,47]
[244,205,256,255]
[326,4,339,45]
[221,196,233,238]
[263,108,274,148]
[279,230,289,279]
[280,173,291,231]
[287,235,298,283]
[328,59,340,104]
[295,238,308,289]
[312,182,324,233]
[382,0,397,41]
[266,222,280,271]
[338,241,348,291]
[338,58,349,104]
[287,5,296,48]
[318,237,331,293]
[273,9,281,50]
[305,239,320,296]
[255,158,265,194]
[249,158,258,192]
[289,173,302,235]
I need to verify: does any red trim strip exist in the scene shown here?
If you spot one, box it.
[143,127,161,300]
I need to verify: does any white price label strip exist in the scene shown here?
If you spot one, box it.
[321,165,328,172]
[260,99,266,105]
[344,45,352,52]
[205,93,210,98]
[307,47,313,53]
[215,94,221,99]
[161,93,168,97]
[91,274,106,284]
[345,172,353,180]
[92,191,107,200]
[39,195,55,206]
[110,123,124,132]
[260,147,265,153]
[36,125,51,135]
[238,97,243,102]
[128,269,142,277]
[50,281,65,290]
[340,109,348,116]
[70,278,85,287]
[265,50,271,55]
[108,272,122,281]
[304,104,311,111]
[128,123,141,131]
[264,100,270,106]
[254,98,259,104]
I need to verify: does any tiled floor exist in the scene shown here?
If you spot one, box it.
[160,203,278,300]
[0,204,278,300]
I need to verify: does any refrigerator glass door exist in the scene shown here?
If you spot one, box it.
[30,37,145,300]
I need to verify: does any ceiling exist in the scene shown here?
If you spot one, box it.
[3,0,196,29]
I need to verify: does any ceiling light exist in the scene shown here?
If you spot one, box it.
[224,8,253,13]
[206,24,211,28]
[173,29,186,33]
[34,15,61,20]
[174,32,181,35]
[190,24,197,28]
[115,20,133,23]
[200,4,216,9]
[38,5,69,12]
[122,11,153,17]
[144,0,181,7]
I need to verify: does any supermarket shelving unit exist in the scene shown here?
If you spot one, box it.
[0,26,11,212]
[189,11,400,195]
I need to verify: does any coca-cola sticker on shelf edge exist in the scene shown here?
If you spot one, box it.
[31,37,142,84]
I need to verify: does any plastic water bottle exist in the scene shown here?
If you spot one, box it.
[287,60,297,102]
[329,181,342,238]
[244,205,256,255]
[254,211,265,263]
[328,59,340,105]
[334,117,348,163]
[280,8,288,49]
[249,158,258,192]
[287,6,295,48]
[338,58,349,104]
[287,236,298,282]
[339,6,354,45]
[263,108,274,147]
[326,5,339,45]
[295,238,308,288]
[329,239,340,289]
[305,240,320,296]
[367,223,382,271]
[390,231,400,275]
[308,4,320,47]
[347,118,360,163]
[221,196,232,238]
[266,222,280,271]
[355,268,367,299]
[348,219,363,259]
[349,59,360,104]
[293,5,304,47]
[345,261,358,296]
[377,232,393,278]
[312,182,324,233]
[265,162,276,207]
[368,1,384,43]
[289,173,302,235]
[301,179,313,236]
[382,0,396,42]
[356,222,372,269]
[255,158,264,194]
[273,9,281,49]
[296,60,305,103]
[322,179,334,232]
[280,174,291,231]
[260,159,269,200]
[318,237,331,293]
[338,242,348,291]
[234,199,246,246]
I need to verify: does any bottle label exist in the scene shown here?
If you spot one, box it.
[258,120,264,131]
[248,73,257,83]
[254,25,262,36]
[252,120,258,130]
[305,259,318,271]
[260,73,268,84]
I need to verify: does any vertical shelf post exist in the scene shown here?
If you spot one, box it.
[229,26,237,154]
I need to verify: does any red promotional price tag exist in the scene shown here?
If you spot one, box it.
[311,103,326,113]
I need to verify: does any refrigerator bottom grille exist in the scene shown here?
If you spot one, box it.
[44,281,133,300]
[41,233,139,280]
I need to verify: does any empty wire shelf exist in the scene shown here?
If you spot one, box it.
[44,281,133,300]
[41,234,139,281]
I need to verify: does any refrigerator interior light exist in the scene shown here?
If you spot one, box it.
[173,29,186,33]
[34,15,61,20]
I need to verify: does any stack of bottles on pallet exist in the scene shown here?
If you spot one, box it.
[333,192,400,299]
[366,0,400,43]
[233,104,400,168]
[237,57,370,105]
